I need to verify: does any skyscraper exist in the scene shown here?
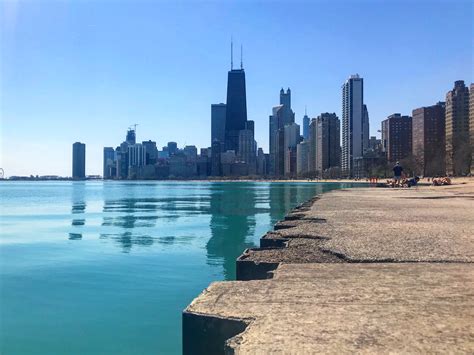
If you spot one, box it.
[127,143,147,179]
[269,105,283,175]
[128,144,146,168]
[470,83,474,175]
[284,122,300,149]
[142,140,158,165]
[211,140,222,176]
[275,129,285,177]
[296,140,310,177]
[72,142,86,179]
[245,120,255,135]
[362,104,370,154]
[342,74,366,177]
[238,129,257,174]
[103,147,115,179]
[381,114,412,163]
[238,120,257,170]
[315,113,341,174]
[116,142,129,179]
[445,80,470,176]
[200,148,211,158]
[224,54,247,152]
[183,145,198,162]
[308,118,317,175]
[279,88,295,125]
[269,88,295,176]
[302,112,310,140]
[126,128,136,145]
[211,103,226,146]
[412,102,446,176]
[368,136,382,153]
[167,142,178,156]
[284,122,300,176]
[256,148,267,176]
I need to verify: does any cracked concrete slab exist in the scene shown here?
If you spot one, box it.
[185,263,474,354]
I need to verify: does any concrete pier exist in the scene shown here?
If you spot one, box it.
[183,183,474,354]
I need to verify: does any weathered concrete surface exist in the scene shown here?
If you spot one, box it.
[184,183,474,354]
[186,263,474,354]
[247,184,474,266]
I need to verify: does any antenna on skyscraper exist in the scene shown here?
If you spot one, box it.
[305,105,307,115]
[231,37,233,70]
[240,44,243,69]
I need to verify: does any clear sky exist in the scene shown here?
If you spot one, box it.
[1,0,472,177]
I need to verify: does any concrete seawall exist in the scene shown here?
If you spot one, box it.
[183,183,474,354]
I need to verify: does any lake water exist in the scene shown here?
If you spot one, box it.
[0,181,355,354]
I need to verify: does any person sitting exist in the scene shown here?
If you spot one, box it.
[400,178,410,187]
[432,177,451,186]
[408,176,420,187]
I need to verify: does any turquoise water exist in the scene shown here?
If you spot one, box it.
[0,181,354,354]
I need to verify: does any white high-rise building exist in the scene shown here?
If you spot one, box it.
[269,88,295,176]
[342,74,367,176]
[128,144,146,168]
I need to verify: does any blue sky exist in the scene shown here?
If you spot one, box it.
[1,0,472,176]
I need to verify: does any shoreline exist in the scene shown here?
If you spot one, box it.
[183,180,474,354]
[3,177,473,185]
[1,177,366,182]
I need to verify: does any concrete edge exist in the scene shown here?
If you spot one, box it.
[182,310,252,355]
[236,248,281,280]
[235,194,332,280]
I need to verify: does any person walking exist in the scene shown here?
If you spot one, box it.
[393,162,404,183]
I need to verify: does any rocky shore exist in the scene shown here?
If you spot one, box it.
[183,181,474,354]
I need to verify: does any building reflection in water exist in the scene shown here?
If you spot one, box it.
[267,183,327,226]
[68,233,83,240]
[100,183,154,252]
[206,182,333,280]
[69,182,86,240]
[100,232,154,251]
[206,183,258,280]
[99,182,209,252]
[87,181,346,262]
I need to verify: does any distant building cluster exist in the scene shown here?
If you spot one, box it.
[67,49,473,180]
[102,130,208,180]
[379,80,473,178]
[353,80,473,178]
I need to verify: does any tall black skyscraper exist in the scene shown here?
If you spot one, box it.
[224,43,247,153]
[72,142,86,179]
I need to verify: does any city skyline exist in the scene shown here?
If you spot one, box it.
[1,1,472,176]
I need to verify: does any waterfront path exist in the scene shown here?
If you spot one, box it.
[183,182,474,354]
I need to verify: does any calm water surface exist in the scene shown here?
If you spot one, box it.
[0,181,355,354]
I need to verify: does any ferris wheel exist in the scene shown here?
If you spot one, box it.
[0,168,4,179]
